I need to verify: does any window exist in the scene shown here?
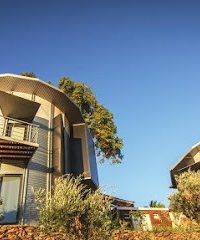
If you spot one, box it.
[0,175,21,224]
[153,213,160,220]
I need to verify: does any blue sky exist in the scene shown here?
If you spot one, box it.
[1,0,200,206]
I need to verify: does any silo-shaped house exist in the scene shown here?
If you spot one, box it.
[170,142,200,188]
[0,73,99,224]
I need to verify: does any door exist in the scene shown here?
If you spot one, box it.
[0,175,21,224]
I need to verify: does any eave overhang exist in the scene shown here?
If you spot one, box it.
[0,90,40,122]
[0,74,85,125]
[170,142,200,188]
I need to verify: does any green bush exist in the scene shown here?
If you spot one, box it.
[169,170,200,224]
[83,189,112,239]
[34,175,112,240]
[131,210,145,230]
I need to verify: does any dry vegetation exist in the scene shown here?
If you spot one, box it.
[0,225,200,240]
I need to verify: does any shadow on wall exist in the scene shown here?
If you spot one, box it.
[0,210,19,224]
[28,162,53,173]
[23,191,39,224]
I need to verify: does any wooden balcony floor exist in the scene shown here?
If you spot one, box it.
[0,138,37,163]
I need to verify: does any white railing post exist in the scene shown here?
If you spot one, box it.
[0,115,39,144]
[28,125,31,142]
[2,118,8,136]
[35,127,38,143]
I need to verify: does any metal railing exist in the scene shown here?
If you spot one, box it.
[0,115,39,144]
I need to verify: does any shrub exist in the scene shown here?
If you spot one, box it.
[83,189,112,239]
[34,175,112,240]
[169,170,200,224]
[131,210,145,230]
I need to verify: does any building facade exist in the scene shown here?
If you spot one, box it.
[170,142,200,187]
[110,196,135,226]
[132,208,172,230]
[0,73,98,224]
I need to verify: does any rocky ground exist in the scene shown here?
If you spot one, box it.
[113,229,200,240]
[0,225,200,240]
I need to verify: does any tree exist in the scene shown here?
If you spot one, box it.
[149,200,165,208]
[59,77,123,164]
[169,170,200,223]
[20,72,37,78]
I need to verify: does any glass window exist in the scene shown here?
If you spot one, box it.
[153,213,160,220]
[0,175,21,224]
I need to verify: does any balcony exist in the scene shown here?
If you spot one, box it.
[0,115,39,163]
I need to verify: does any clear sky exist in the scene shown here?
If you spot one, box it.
[1,0,200,207]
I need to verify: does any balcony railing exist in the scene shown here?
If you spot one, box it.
[0,115,39,144]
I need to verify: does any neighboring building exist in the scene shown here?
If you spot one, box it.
[0,73,98,224]
[170,142,200,187]
[132,208,172,230]
[111,202,174,230]
[112,203,173,230]
[110,196,135,226]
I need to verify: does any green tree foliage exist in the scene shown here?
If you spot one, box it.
[20,72,37,78]
[34,175,112,240]
[131,210,145,230]
[149,200,165,208]
[59,77,123,163]
[169,170,200,223]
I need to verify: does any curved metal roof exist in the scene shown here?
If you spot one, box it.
[0,74,84,124]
